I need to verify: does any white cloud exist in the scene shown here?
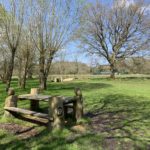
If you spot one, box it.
[115,0,135,8]
[115,0,150,14]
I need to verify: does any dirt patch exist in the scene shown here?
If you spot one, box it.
[88,112,135,149]
[71,124,88,133]
[0,123,39,139]
[89,112,126,133]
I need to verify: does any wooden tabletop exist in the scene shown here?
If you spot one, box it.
[18,94,52,101]
[18,94,76,104]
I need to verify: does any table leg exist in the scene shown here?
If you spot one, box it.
[64,105,68,119]
[48,96,64,130]
[30,100,39,111]
[73,102,76,120]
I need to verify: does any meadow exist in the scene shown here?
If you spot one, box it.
[0,77,150,150]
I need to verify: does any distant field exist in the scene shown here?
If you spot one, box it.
[0,78,150,149]
[48,74,150,81]
[11,74,150,81]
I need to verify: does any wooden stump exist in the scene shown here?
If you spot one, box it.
[30,88,39,95]
[4,88,18,117]
[48,96,64,130]
[30,88,39,111]
[60,77,63,82]
[54,78,62,82]
[74,88,83,122]
[54,78,57,82]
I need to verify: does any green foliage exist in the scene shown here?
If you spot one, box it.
[0,78,150,149]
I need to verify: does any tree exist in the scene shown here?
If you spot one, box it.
[16,30,35,89]
[0,47,9,83]
[29,0,81,90]
[77,0,150,78]
[0,0,25,90]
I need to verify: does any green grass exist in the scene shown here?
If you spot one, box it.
[0,78,150,149]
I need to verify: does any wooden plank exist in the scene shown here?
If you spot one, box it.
[64,104,73,108]
[4,107,52,120]
[63,97,76,104]
[18,94,76,104]
[18,94,52,101]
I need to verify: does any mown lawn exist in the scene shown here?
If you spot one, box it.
[0,78,150,150]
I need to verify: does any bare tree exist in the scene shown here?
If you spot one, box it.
[16,30,35,89]
[0,0,25,90]
[0,47,10,83]
[29,0,81,90]
[77,0,150,78]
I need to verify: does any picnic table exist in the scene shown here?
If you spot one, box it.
[18,94,76,111]
[4,88,83,130]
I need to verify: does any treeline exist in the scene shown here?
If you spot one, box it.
[93,57,150,75]
[117,57,150,74]
[50,61,91,75]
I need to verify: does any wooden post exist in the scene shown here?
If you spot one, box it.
[30,88,39,111]
[74,88,83,122]
[54,78,57,82]
[4,88,18,117]
[60,77,63,82]
[48,96,64,130]
[30,88,39,95]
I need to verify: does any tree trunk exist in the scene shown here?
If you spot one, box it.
[0,74,7,84]
[18,76,22,87]
[110,63,116,79]
[18,58,23,88]
[39,55,53,90]
[39,64,47,90]
[0,59,8,83]
[27,71,33,79]
[20,58,28,89]
[6,50,16,91]
[39,74,47,90]
[21,69,27,89]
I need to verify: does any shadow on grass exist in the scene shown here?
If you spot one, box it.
[86,94,150,149]
[1,79,113,96]
[47,82,112,92]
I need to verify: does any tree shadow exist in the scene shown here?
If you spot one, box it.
[86,94,150,149]
[47,82,112,92]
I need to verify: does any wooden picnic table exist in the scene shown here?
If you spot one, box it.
[4,88,83,129]
[18,94,76,111]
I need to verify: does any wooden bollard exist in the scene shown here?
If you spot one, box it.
[60,77,63,82]
[30,88,39,95]
[4,88,18,117]
[74,88,83,121]
[54,78,57,82]
[30,88,39,111]
[48,96,64,130]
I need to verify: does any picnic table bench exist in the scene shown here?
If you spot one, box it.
[4,107,50,120]
[4,88,83,130]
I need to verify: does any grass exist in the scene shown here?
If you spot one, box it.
[0,77,150,149]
